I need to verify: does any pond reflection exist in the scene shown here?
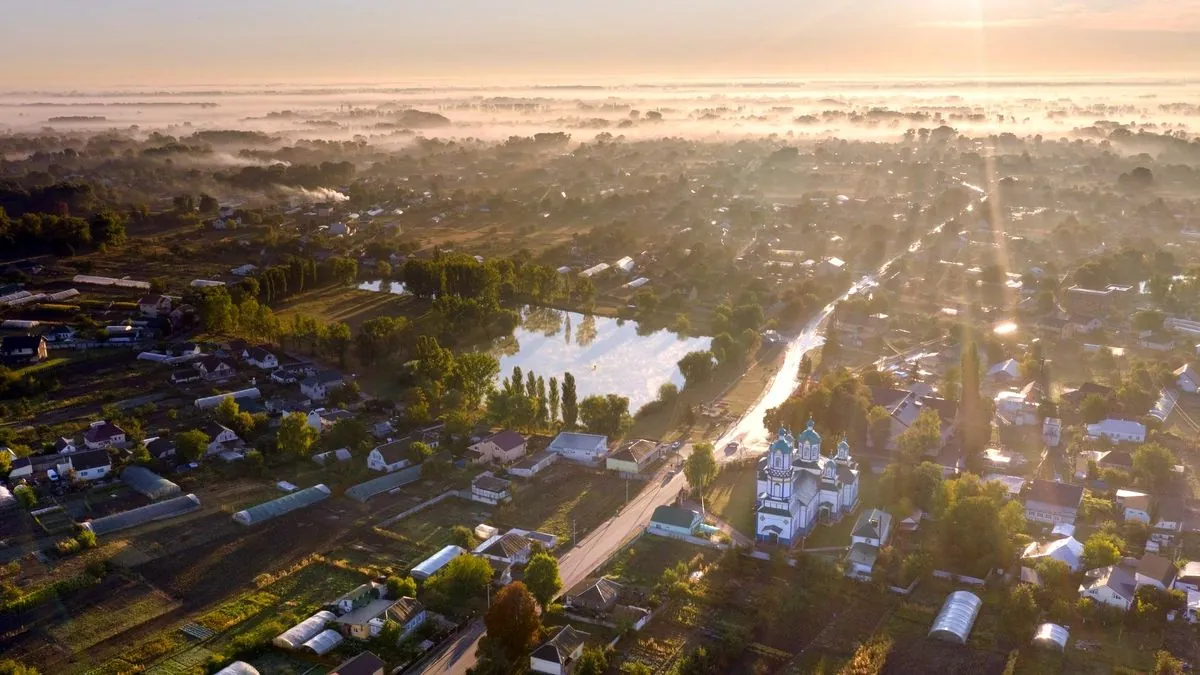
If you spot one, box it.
[490,306,711,410]
[357,279,408,295]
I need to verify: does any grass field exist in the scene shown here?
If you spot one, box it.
[385,497,493,553]
[601,536,719,589]
[494,467,631,541]
[46,581,180,652]
[704,462,758,536]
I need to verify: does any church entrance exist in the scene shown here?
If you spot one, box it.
[819,504,833,525]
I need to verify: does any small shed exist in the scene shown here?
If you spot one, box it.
[121,466,182,500]
[928,591,982,644]
[1032,623,1069,652]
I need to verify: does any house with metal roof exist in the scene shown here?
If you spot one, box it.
[1080,564,1138,611]
[1021,536,1084,572]
[606,439,663,475]
[468,430,527,464]
[530,625,589,675]
[547,432,609,465]
[83,420,126,450]
[474,532,534,565]
[846,508,892,578]
[510,450,557,478]
[328,651,386,675]
[648,505,701,539]
[471,472,512,505]
[1022,480,1084,526]
[565,577,624,614]
[928,591,982,644]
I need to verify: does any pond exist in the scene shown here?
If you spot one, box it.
[490,306,711,411]
[358,279,408,295]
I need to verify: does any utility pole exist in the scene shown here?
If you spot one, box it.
[572,519,577,546]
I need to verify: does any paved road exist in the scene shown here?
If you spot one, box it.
[416,184,985,674]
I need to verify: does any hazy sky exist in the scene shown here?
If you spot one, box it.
[2,0,1199,87]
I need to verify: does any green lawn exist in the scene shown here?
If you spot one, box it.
[386,497,494,552]
[601,536,718,589]
[494,467,631,541]
[704,462,758,536]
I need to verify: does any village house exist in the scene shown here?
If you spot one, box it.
[301,371,345,401]
[1021,536,1084,572]
[328,652,386,675]
[474,531,533,566]
[530,626,589,675]
[367,439,414,473]
[335,596,423,641]
[194,356,236,382]
[1118,492,1152,524]
[467,430,527,464]
[1079,564,1138,611]
[1086,419,1146,445]
[1134,553,1178,590]
[0,335,48,364]
[1022,480,1084,526]
[83,421,126,450]
[203,422,240,455]
[470,472,512,505]
[648,505,702,539]
[60,449,112,482]
[307,408,355,433]
[985,359,1021,387]
[332,582,386,615]
[1174,562,1200,593]
[846,508,892,578]
[137,295,173,318]
[245,346,279,370]
[565,577,624,614]
[546,431,609,465]
[1154,498,1190,532]
[605,439,664,475]
[54,437,76,454]
[144,437,176,461]
[1061,382,1112,408]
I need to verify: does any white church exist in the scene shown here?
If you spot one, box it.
[755,420,860,546]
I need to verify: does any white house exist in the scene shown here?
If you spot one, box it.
[301,371,345,401]
[367,439,412,473]
[1174,562,1200,593]
[66,449,112,482]
[204,422,240,454]
[137,295,173,318]
[307,408,355,433]
[474,532,533,565]
[1119,492,1152,524]
[194,357,236,382]
[1022,536,1085,572]
[1154,499,1189,533]
[1135,553,1178,591]
[1175,364,1200,393]
[1086,419,1146,444]
[846,508,892,578]
[83,421,126,450]
[1079,565,1137,611]
[530,626,588,675]
[245,347,279,370]
[468,430,527,464]
[986,358,1021,384]
[546,432,608,465]
[471,472,512,505]
[509,451,557,478]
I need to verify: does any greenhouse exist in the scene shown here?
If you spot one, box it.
[345,465,421,503]
[121,466,182,500]
[232,484,331,525]
[214,662,260,675]
[83,494,202,536]
[412,545,466,581]
[302,628,344,655]
[272,610,336,649]
[928,591,982,644]
[1032,623,1069,652]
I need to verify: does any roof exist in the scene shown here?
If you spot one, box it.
[472,473,512,494]
[569,577,623,606]
[1081,564,1137,603]
[303,370,344,387]
[610,439,659,465]
[852,508,891,540]
[796,419,821,445]
[214,662,261,675]
[412,545,466,579]
[1137,553,1178,587]
[1032,623,1069,651]
[204,421,236,440]
[334,598,394,627]
[1175,363,1199,384]
[301,628,343,655]
[548,431,608,454]
[476,532,531,558]
[121,466,181,500]
[232,484,331,525]
[847,541,880,568]
[1024,480,1084,509]
[929,591,982,644]
[650,505,700,530]
[273,611,337,649]
[987,359,1020,378]
[1022,537,1084,571]
[531,626,588,665]
[386,596,425,624]
[84,494,202,536]
[145,437,176,458]
[869,386,912,414]
[1087,419,1146,438]
[512,450,554,471]
[372,438,412,465]
[1098,449,1134,469]
[1,334,44,351]
[1178,561,1200,582]
[246,346,275,361]
[346,465,422,502]
[70,449,111,471]
[83,422,125,443]
[329,651,386,675]
[483,429,525,452]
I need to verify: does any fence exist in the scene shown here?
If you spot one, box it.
[376,490,459,528]
[645,527,728,550]
[932,569,988,586]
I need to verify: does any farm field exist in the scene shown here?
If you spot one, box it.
[492,466,631,541]
[384,496,493,553]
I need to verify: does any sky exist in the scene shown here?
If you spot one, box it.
[2,0,1199,88]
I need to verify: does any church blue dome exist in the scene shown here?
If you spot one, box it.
[796,419,821,446]
[769,427,794,456]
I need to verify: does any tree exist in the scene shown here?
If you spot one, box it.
[323,322,352,366]
[325,418,371,455]
[940,496,1007,575]
[684,443,719,510]
[13,484,36,510]
[452,351,500,411]
[958,340,989,471]
[523,551,563,609]
[1001,584,1039,643]
[407,441,435,464]
[175,429,210,463]
[198,193,219,214]
[575,647,608,675]
[620,663,653,675]
[0,660,41,675]
[1082,532,1123,569]
[579,394,632,437]
[1080,393,1109,424]
[1133,443,1177,493]
[215,396,241,428]
[484,582,541,661]
[276,412,317,458]
[867,405,892,452]
[427,555,493,606]
[677,351,716,388]
[1153,650,1185,675]
[387,575,417,599]
[561,372,578,428]
[1132,309,1165,333]
[548,376,560,424]
[895,408,941,463]
[840,635,892,675]
[88,210,126,248]
[450,525,477,549]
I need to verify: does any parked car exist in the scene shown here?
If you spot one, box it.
[724,442,739,455]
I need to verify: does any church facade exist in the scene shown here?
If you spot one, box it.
[755,420,860,546]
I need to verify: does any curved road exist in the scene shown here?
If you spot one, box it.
[417,183,984,675]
